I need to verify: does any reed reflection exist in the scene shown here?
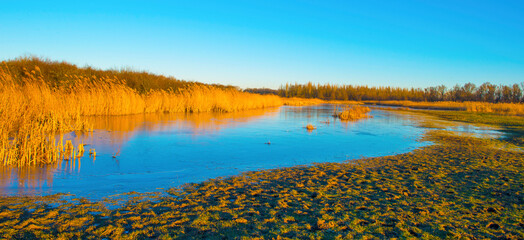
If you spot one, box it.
[0,108,277,194]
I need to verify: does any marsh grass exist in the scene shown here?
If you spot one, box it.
[1,114,522,239]
[282,98,362,106]
[333,105,371,121]
[369,100,524,116]
[0,62,282,167]
[384,106,524,147]
[414,110,524,147]
[281,97,326,106]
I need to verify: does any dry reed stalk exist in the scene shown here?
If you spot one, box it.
[465,102,524,116]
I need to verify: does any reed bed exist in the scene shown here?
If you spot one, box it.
[333,105,371,121]
[465,102,524,116]
[369,100,524,116]
[282,97,326,106]
[0,66,90,166]
[0,63,282,167]
[282,98,363,107]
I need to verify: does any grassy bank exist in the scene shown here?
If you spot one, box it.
[412,110,524,146]
[0,113,522,239]
[377,106,523,146]
[367,100,524,116]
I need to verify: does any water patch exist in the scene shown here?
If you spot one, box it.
[0,104,458,199]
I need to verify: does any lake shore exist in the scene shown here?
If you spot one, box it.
[1,110,522,239]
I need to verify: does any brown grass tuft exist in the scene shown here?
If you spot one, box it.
[306,124,317,130]
[333,105,371,121]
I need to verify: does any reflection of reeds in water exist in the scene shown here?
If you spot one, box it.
[0,156,84,191]
[0,109,276,189]
[0,156,82,191]
[0,165,54,190]
[95,109,278,148]
[83,108,279,144]
[0,63,282,167]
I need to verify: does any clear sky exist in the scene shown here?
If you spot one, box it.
[1,0,523,89]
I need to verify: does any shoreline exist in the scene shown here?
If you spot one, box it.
[0,109,522,239]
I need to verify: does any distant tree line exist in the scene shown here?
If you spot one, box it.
[244,88,280,95]
[267,82,524,103]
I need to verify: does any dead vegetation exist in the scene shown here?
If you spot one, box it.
[333,105,372,121]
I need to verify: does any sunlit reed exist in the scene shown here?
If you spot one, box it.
[334,105,371,121]
[370,100,524,116]
[0,63,282,167]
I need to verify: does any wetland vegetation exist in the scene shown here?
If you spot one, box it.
[3,0,524,238]
[1,58,523,239]
[366,101,524,116]
[0,58,285,167]
[333,106,371,121]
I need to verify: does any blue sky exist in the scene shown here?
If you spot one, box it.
[1,0,523,89]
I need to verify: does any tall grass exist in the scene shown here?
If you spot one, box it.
[0,65,91,166]
[0,61,282,167]
[465,102,524,116]
[281,98,362,106]
[368,100,524,116]
[282,97,326,106]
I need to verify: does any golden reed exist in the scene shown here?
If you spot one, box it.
[370,100,524,116]
[333,105,371,121]
[0,63,282,167]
